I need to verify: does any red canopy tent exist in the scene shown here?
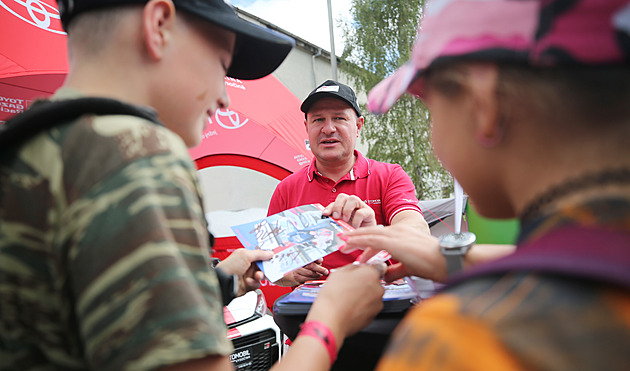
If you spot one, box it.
[0,0,67,122]
[189,76,311,178]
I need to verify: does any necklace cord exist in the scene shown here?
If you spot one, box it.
[520,168,630,224]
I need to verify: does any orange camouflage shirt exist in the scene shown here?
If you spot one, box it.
[377,197,630,370]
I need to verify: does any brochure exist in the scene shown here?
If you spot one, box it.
[231,203,354,283]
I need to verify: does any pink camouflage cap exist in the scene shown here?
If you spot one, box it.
[367,0,630,115]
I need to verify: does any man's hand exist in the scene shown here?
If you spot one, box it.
[322,193,377,229]
[216,248,274,296]
[275,258,329,287]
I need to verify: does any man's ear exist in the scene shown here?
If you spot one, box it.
[468,63,502,147]
[142,0,176,60]
[356,116,364,137]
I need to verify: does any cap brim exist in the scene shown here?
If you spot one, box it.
[366,62,422,115]
[202,11,295,80]
[229,24,295,80]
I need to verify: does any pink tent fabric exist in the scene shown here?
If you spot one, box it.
[189,75,312,176]
[0,0,67,122]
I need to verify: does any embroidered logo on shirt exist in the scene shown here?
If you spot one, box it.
[364,199,382,205]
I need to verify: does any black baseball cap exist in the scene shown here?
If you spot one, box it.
[301,80,362,117]
[56,0,295,80]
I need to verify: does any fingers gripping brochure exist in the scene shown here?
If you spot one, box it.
[231,204,354,282]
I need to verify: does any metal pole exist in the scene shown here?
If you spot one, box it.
[312,48,322,88]
[327,0,338,81]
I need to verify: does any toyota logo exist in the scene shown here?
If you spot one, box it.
[1,0,66,34]
[214,109,248,130]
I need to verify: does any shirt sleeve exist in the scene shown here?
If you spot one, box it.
[382,164,423,225]
[267,181,288,216]
[376,293,524,371]
[63,122,232,370]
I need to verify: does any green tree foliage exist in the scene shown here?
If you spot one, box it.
[340,0,453,199]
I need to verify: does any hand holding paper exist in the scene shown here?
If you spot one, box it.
[231,204,354,282]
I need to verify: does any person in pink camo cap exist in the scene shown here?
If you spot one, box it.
[339,0,630,369]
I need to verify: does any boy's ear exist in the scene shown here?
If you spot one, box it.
[468,63,502,147]
[142,0,176,60]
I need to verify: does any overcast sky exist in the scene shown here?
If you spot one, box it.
[231,0,352,56]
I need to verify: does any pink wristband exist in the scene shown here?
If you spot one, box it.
[299,320,337,365]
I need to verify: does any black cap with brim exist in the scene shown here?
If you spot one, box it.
[301,80,362,117]
[57,0,295,80]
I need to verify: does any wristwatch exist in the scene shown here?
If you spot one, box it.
[439,231,476,277]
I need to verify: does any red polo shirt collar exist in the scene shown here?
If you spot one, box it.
[307,150,371,182]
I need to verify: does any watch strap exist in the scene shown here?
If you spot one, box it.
[439,232,476,278]
[442,248,466,277]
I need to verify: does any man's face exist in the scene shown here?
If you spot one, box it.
[159,16,235,147]
[305,97,364,166]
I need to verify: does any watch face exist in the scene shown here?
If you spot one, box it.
[440,232,476,249]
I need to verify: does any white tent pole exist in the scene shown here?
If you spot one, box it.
[327,0,338,81]
[454,179,464,234]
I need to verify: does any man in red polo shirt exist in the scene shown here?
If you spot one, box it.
[268,80,429,286]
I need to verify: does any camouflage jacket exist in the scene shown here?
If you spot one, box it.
[0,89,232,370]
